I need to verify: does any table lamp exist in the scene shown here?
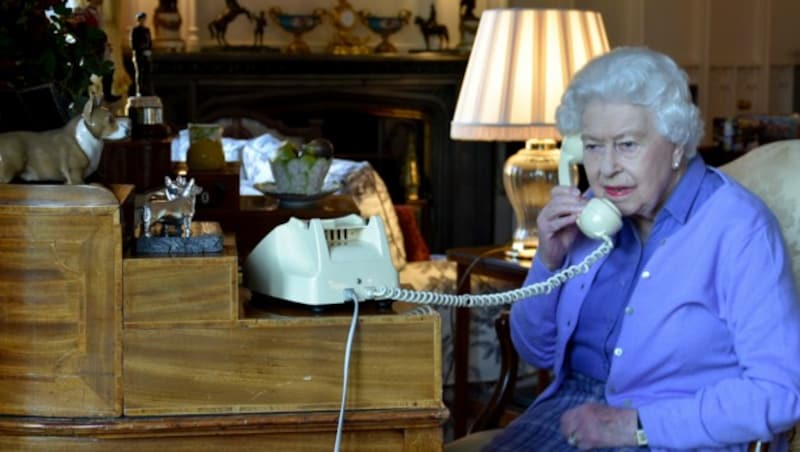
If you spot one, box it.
[450,8,609,258]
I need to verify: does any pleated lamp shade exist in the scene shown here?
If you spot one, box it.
[450,8,610,141]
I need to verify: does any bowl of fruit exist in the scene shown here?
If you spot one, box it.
[255,138,337,207]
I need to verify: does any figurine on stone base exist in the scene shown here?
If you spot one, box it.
[414,4,449,51]
[142,175,202,238]
[127,12,167,138]
[137,176,224,255]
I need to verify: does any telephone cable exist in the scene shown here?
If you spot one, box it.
[367,236,614,307]
[334,288,360,452]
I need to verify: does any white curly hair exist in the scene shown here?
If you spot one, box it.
[556,47,704,158]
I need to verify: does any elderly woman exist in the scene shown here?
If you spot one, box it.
[487,47,800,451]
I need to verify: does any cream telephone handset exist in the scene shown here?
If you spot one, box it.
[558,135,623,240]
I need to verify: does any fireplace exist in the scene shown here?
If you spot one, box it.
[145,51,498,252]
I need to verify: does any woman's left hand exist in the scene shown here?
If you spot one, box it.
[559,403,638,449]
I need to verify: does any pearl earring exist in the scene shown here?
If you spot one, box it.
[672,160,680,170]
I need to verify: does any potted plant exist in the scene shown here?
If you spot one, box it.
[0,0,112,124]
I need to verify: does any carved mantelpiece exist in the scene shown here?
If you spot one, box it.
[143,51,497,251]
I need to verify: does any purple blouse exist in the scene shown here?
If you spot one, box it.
[569,157,722,381]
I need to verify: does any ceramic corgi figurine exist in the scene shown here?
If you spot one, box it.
[0,95,128,184]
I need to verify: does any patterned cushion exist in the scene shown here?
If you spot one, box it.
[394,204,431,262]
[720,139,800,285]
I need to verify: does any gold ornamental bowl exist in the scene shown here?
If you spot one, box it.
[358,10,411,53]
[269,7,323,55]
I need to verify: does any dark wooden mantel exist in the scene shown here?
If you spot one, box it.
[151,50,469,79]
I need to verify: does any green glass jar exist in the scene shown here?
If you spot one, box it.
[187,123,225,171]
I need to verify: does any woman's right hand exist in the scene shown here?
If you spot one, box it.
[536,186,587,271]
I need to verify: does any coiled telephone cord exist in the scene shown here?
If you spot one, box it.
[366,236,614,308]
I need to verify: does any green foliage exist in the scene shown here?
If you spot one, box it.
[0,0,112,113]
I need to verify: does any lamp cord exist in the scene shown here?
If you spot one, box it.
[454,246,509,293]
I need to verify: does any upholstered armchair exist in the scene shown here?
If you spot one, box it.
[450,139,800,451]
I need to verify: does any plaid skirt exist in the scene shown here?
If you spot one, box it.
[484,372,648,452]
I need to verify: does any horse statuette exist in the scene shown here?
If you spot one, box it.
[209,0,252,46]
[414,4,449,51]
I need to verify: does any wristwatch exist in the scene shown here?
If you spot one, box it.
[635,413,648,446]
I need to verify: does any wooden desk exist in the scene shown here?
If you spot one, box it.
[446,246,530,438]
[0,185,445,450]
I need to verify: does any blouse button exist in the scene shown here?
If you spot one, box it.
[614,347,623,357]
[641,270,651,279]
[625,306,634,315]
